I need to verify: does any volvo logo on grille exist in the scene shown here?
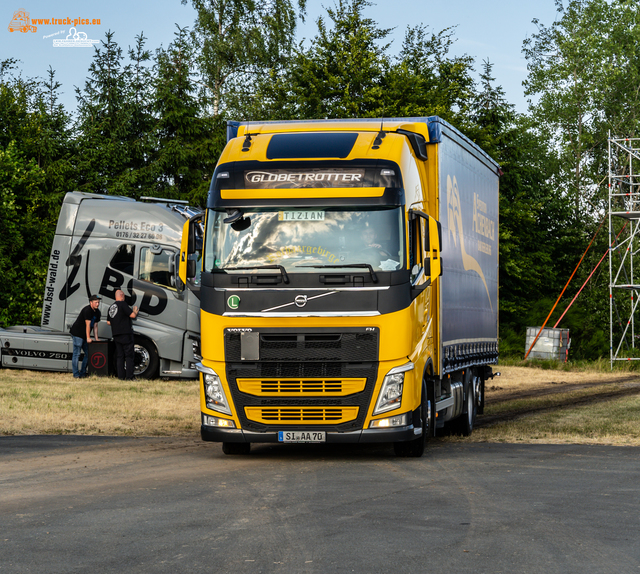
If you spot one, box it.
[261,290,338,313]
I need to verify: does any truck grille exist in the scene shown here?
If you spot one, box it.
[236,378,367,396]
[245,406,359,424]
[225,327,378,432]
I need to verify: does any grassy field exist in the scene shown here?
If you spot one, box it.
[0,369,200,436]
[1,363,640,445]
[456,363,640,446]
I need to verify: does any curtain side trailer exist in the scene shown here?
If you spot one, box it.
[1,191,203,379]
[190,116,499,456]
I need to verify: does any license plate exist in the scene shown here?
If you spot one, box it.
[278,431,326,443]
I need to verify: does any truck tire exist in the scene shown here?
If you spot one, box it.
[222,442,251,455]
[475,374,485,415]
[393,382,433,457]
[133,336,159,379]
[453,383,476,437]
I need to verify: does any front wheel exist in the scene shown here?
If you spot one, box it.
[133,336,159,379]
[222,442,251,455]
[394,383,433,457]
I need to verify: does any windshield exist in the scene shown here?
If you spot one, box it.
[204,207,405,273]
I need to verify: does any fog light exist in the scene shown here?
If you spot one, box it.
[369,413,409,428]
[204,415,236,428]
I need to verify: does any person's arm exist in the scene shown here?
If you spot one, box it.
[93,320,99,341]
[129,306,139,319]
[85,319,92,343]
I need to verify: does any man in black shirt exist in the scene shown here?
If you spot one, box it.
[70,294,101,378]
[107,289,139,380]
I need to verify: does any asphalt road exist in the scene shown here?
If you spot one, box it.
[1,436,639,574]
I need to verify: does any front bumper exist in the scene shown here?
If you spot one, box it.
[200,423,419,444]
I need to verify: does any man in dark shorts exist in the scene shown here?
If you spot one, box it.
[70,294,101,378]
[107,290,139,380]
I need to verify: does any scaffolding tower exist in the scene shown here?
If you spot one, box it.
[609,136,640,366]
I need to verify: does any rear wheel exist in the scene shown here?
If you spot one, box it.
[222,442,251,455]
[454,383,476,437]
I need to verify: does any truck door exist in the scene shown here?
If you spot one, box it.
[409,210,442,345]
[132,243,194,363]
[100,242,186,365]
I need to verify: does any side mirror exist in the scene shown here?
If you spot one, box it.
[426,217,442,281]
[179,213,203,285]
[408,209,442,300]
[187,259,196,279]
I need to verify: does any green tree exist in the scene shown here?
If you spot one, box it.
[0,62,76,325]
[250,1,476,122]
[149,26,221,205]
[75,31,155,196]
[0,142,45,325]
[281,0,392,119]
[522,0,640,358]
[383,24,475,124]
[523,0,640,217]
[184,0,306,118]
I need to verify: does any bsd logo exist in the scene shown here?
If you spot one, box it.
[98,268,168,316]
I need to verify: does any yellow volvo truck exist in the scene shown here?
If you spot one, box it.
[186,117,499,457]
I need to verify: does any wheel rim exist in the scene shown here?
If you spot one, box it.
[474,376,482,406]
[134,344,150,376]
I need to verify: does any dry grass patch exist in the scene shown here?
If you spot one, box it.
[469,394,640,445]
[459,365,640,446]
[0,369,200,436]
[486,364,639,398]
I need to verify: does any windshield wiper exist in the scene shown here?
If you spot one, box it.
[297,264,378,283]
[224,265,289,284]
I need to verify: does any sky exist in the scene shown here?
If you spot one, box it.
[2,0,560,116]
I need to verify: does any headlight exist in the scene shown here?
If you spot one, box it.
[373,362,414,415]
[198,363,232,415]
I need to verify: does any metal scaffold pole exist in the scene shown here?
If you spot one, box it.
[609,134,613,369]
[609,135,640,367]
